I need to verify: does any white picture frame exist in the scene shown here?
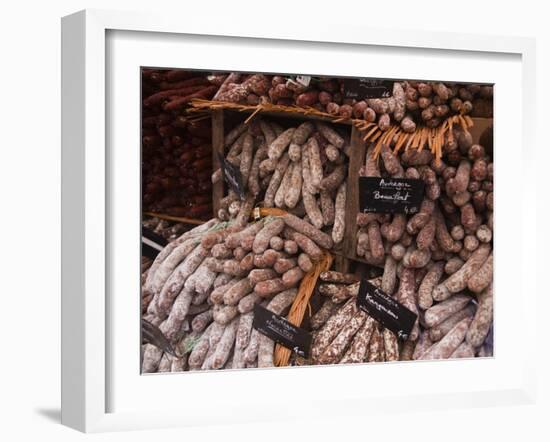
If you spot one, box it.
[61,9,537,433]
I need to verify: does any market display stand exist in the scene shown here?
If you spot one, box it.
[209,105,493,276]
[209,106,366,272]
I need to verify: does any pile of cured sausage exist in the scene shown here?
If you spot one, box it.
[141,211,334,372]
[213,74,493,132]
[213,118,349,246]
[141,69,224,219]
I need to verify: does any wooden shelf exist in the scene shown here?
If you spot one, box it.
[143,212,206,225]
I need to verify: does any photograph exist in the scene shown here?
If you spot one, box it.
[140,70,494,373]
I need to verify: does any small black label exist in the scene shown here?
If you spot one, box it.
[252,304,312,358]
[356,279,417,340]
[359,177,425,214]
[343,79,393,100]
[142,227,168,259]
[218,153,246,199]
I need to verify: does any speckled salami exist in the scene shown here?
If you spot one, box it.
[396,268,420,341]
[366,327,383,362]
[152,238,199,295]
[269,236,284,251]
[264,153,290,207]
[416,217,436,250]
[310,299,339,330]
[248,144,268,197]
[141,343,164,373]
[301,144,318,194]
[320,271,359,284]
[210,278,239,304]
[412,330,433,360]
[433,244,491,300]
[450,341,475,359]
[382,328,399,361]
[331,183,346,244]
[420,317,472,360]
[424,294,472,328]
[367,221,385,262]
[246,269,276,285]
[292,121,315,144]
[317,309,367,364]
[222,259,246,277]
[274,160,295,208]
[315,122,344,148]
[223,278,253,305]
[254,278,287,297]
[232,194,256,230]
[238,292,262,314]
[201,322,227,370]
[144,220,215,296]
[188,322,215,369]
[320,165,346,192]
[211,317,239,369]
[259,120,276,146]
[243,329,260,365]
[302,184,324,229]
[282,266,304,288]
[252,218,285,254]
[288,143,302,162]
[319,190,335,226]
[380,214,406,242]
[466,282,493,348]
[285,230,323,261]
[170,352,188,372]
[154,245,208,317]
[253,249,281,268]
[284,157,303,208]
[284,214,333,249]
[381,255,398,295]
[407,199,435,235]
[418,261,444,310]
[467,254,493,293]
[213,304,239,325]
[380,144,403,176]
[311,299,356,360]
[191,309,214,333]
[225,220,264,249]
[297,253,313,273]
[399,339,416,361]
[307,137,323,190]
[268,128,295,160]
[429,304,475,341]
[274,257,297,274]
[257,289,298,367]
[235,312,254,351]
[340,316,375,364]
[224,121,248,147]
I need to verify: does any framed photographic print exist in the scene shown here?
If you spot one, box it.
[61,9,537,433]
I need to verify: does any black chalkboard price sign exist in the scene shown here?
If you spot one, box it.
[252,304,312,358]
[356,279,417,340]
[343,79,394,100]
[359,177,425,215]
[218,153,246,199]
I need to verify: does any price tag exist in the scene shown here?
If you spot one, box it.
[343,79,393,99]
[359,177,425,214]
[218,153,246,199]
[356,279,417,340]
[253,304,312,358]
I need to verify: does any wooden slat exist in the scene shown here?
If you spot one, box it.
[211,109,225,217]
[342,125,367,264]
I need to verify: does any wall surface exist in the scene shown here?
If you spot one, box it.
[0,1,547,440]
